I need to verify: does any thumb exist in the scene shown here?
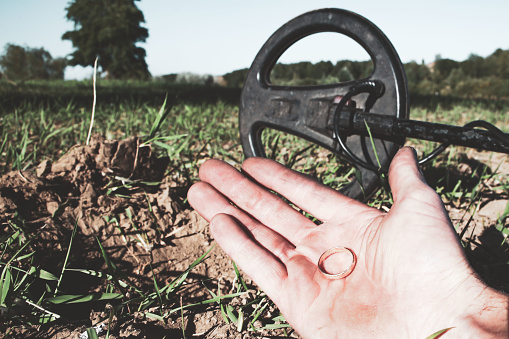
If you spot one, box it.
[388,147,436,203]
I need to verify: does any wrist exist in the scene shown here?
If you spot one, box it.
[442,284,509,339]
[461,287,509,338]
[423,277,508,339]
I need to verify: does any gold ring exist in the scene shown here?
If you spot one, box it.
[318,247,357,280]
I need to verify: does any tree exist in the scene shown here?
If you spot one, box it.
[432,58,458,84]
[460,54,486,78]
[314,61,333,79]
[489,49,509,78]
[0,44,67,83]
[62,0,150,80]
[404,61,431,93]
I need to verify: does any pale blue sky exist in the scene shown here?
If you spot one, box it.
[1,1,508,79]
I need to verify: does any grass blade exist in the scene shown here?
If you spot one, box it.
[55,218,79,296]
[425,327,454,339]
[225,304,238,323]
[363,119,382,170]
[0,267,12,306]
[163,245,214,299]
[85,327,100,339]
[232,261,248,292]
[96,238,145,297]
[46,292,123,304]
[86,57,98,146]
[149,262,163,313]
[148,95,173,140]
[146,312,165,321]
[167,292,247,314]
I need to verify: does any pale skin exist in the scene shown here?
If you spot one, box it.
[188,147,509,338]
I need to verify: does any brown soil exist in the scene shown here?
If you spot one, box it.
[438,150,509,291]
[0,136,507,338]
[0,135,295,338]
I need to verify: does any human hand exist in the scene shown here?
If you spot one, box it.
[188,147,508,338]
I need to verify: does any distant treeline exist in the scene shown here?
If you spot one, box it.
[223,48,509,99]
[0,80,242,111]
[2,48,509,112]
[2,79,508,114]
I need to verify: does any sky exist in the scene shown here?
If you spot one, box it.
[1,1,509,80]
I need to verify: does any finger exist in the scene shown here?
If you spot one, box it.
[188,181,246,222]
[198,159,315,243]
[209,213,286,303]
[388,147,443,206]
[241,157,371,222]
[188,181,296,262]
[387,147,464,256]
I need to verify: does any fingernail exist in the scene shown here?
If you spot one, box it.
[410,147,426,179]
[406,146,417,159]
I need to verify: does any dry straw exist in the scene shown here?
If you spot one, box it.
[86,57,98,146]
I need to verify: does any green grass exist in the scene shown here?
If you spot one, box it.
[0,79,508,336]
[0,96,242,181]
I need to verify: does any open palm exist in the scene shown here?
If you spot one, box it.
[188,147,505,338]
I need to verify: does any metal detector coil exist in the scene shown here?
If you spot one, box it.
[240,8,408,200]
[239,8,509,200]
